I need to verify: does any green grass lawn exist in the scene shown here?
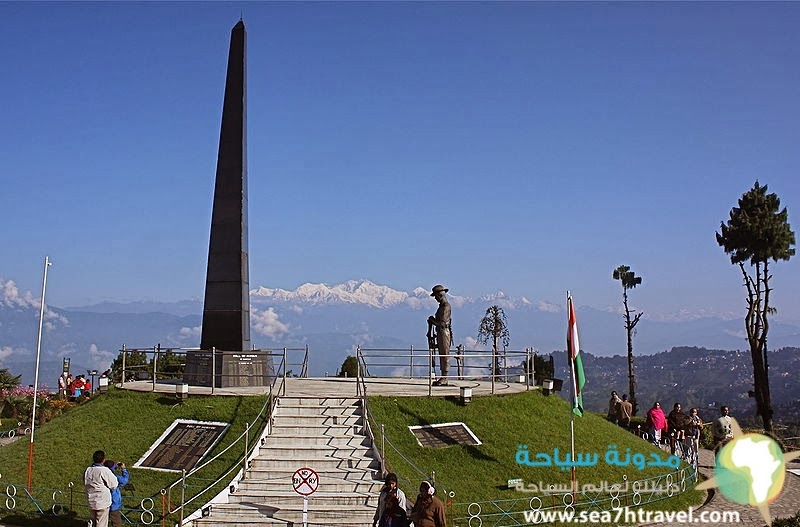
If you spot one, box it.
[0,386,704,526]
[369,389,704,525]
[0,387,269,526]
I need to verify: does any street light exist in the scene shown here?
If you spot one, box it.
[27,256,52,491]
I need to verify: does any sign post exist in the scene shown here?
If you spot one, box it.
[292,467,319,527]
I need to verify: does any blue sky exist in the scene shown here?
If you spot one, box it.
[1,2,798,321]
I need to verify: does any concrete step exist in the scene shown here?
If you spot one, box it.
[269,424,364,436]
[273,406,362,417]
[191,503,374,526]
[229,490,379,507]
[256,444,373,459]
[262,435,370,448]
[277,397,361,407]
[236,479,382,495]
[192,395,380,527]
[271,414,362,427]
[245,467,379,482]
[250,457,379,471]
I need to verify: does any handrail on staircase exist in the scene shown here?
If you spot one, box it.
[164,349,296,524]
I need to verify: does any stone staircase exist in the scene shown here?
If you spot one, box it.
[190,396,382,526]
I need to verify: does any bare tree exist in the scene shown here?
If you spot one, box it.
[478,305,510,377]
[613,265,643,415]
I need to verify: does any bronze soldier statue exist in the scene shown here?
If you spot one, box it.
[427,285,452,386]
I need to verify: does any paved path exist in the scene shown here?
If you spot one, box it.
[119,375,533,398]
[640,449,800,527]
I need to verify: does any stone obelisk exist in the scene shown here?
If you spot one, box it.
[185,20,271,388]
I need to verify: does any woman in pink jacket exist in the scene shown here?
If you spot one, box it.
[646,401,668,445]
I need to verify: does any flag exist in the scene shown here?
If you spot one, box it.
[567,294,586,416]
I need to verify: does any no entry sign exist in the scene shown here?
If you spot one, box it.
[292,467,319,496]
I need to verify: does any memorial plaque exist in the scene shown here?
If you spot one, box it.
[408,422,482,448]
[135,420,229,472]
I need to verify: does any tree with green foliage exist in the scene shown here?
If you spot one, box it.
[338,356,359,378]
[478,305,510,377]
[612,265,643,416]
[716,181,795,433]
[109,350,149,383]
[0,368,21,390]
[522,352,554,385]
[155,349,186,380]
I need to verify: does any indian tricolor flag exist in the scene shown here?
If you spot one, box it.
[567,294,586,416]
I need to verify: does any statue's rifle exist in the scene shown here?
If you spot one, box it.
[427,316,438,376]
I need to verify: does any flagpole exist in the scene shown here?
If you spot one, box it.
[27,256,52,491]
[566,293,587,500]
[567,292,577,498]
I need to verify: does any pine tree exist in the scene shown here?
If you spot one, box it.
[716,181,795,433]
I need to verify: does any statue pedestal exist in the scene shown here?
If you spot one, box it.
[185,349,274,388]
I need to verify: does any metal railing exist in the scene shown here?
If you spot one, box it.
[117,344,309,393]
[0,347,307,527]
[452,466,699,526]
[355,357,453,506]
[356,345,536,396]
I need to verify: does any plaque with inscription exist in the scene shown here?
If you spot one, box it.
[408,422,482,448]
[135,420,229,472]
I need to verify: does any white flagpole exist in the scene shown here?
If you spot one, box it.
[27,256,52,491]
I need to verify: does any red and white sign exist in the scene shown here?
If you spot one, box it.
[292,467,319,496]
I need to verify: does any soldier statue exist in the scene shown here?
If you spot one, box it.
[426,284,452,386]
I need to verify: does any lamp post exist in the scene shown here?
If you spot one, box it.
[27,256,52,491]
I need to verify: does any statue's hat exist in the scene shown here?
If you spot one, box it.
[430,285,449,296]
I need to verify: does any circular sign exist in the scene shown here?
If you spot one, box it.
[292,467,319,496]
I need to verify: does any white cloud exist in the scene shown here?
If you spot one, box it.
[0,279,69,329]
[723,328,747,339]
[252,308,289,339]
[405,297,426,310]
[0,346,17,364]
[178,326,202,339]
[44,309,70,331]
[1,279,38,308]
[537,301,562,313]
[88,344,115,368]
[289,305,304,314]
[462,336,480,349]
[354,333,374,347]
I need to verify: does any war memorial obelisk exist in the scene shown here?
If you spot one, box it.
[185,20,272,388]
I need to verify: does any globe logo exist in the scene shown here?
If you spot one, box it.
[714,433,784,506]
[696,417,800,526]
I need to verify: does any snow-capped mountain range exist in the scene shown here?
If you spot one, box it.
[251,280,534,310]
[2,277,800,386]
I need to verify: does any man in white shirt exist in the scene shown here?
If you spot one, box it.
[712,406,734,453]
[84,450,118,527]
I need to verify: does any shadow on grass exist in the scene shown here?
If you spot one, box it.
[1,511,86,527]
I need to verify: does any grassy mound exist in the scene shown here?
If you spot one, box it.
[369,389,703,518]
[0,387,269,526]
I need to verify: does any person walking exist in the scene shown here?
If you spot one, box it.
[57,372,67,398]
[712,405,734,453]
[607,391,622,424]
[409,481,446,527]
[373,472,409,527]
[84,450,118,527]
[645,402,668,445]
[103,460,130,527]
[687,407,704,465]
[617,394,633,428]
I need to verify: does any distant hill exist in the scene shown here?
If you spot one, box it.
[550,346,800,428]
